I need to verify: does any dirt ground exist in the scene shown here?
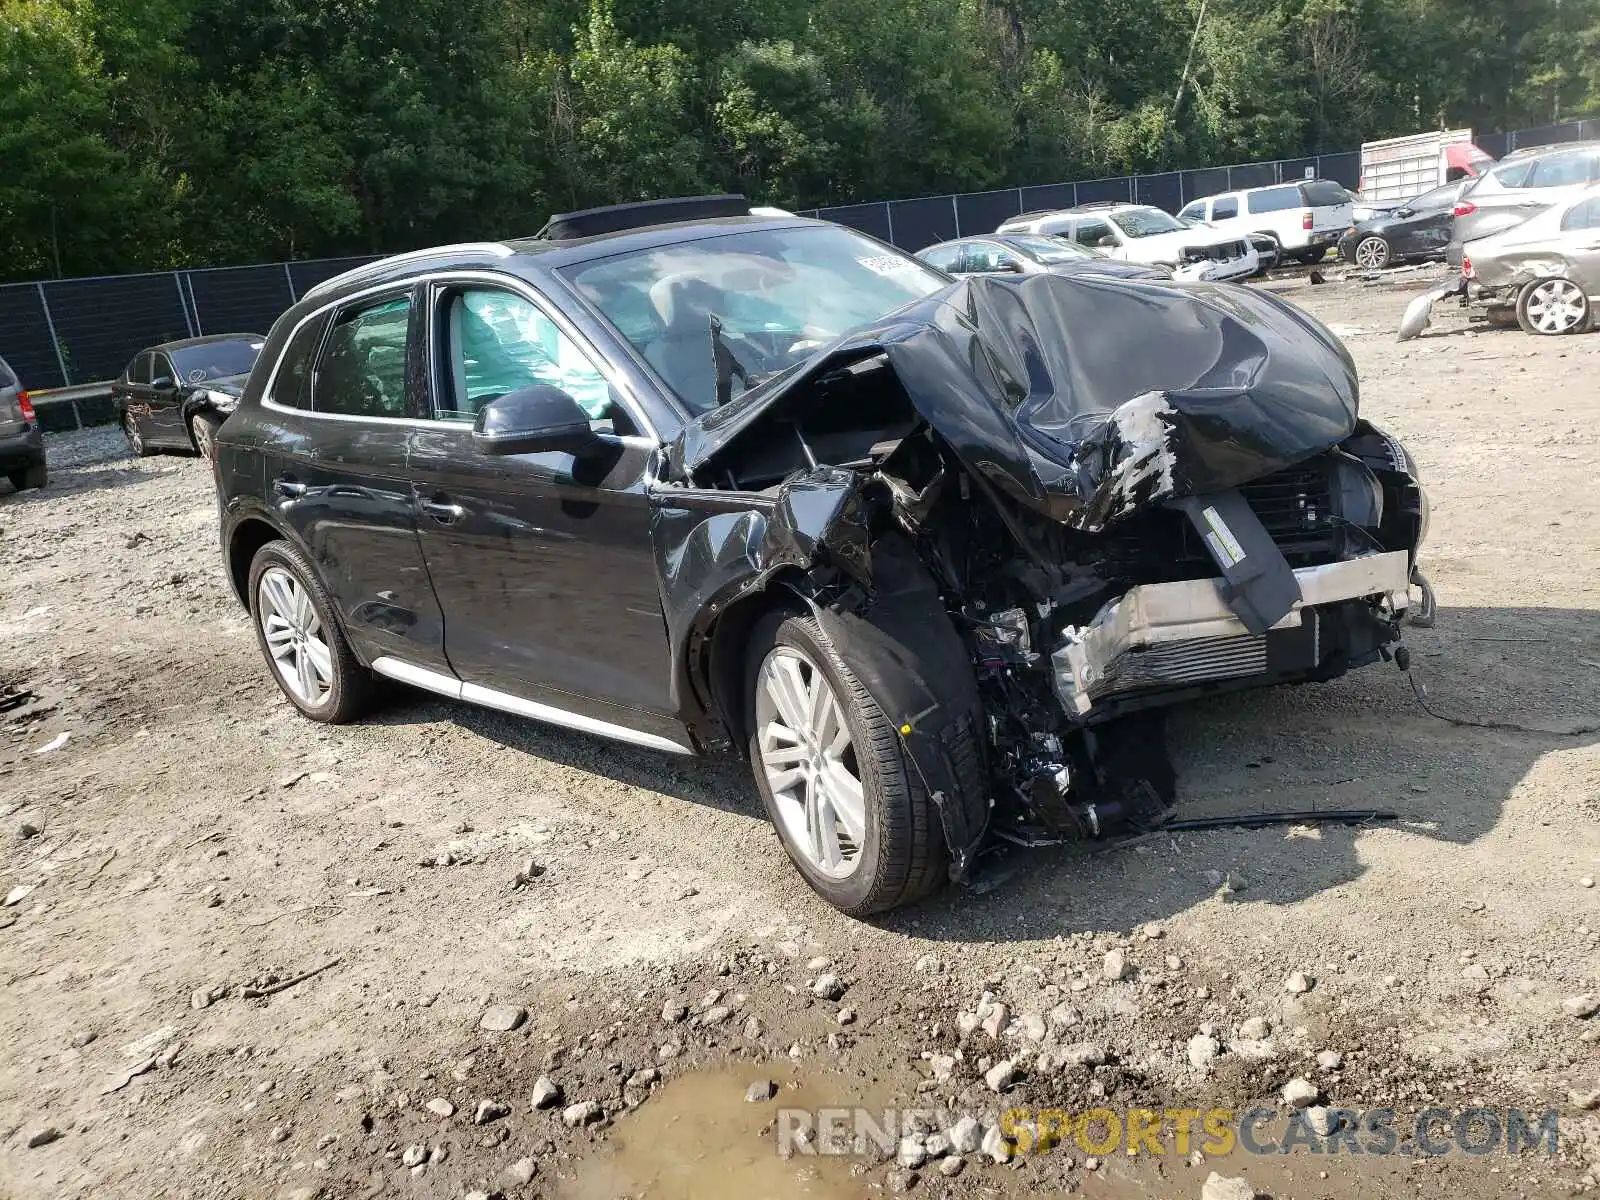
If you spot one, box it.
[3,267,1599,1200]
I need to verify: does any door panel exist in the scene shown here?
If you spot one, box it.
[261,290,450,674]
[408,426,676,724]
[408,279,680,738]
[146,353,187,446]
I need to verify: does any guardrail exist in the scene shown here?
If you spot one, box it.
[29,383,116,433]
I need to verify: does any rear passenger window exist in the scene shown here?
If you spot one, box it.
[1562,196,1600,231]
[1211,197,1239,219]
[269,316,327,410]
[1246,187,1301,214]
[1299,180,1348,206]
[314,296,412,419]
[128,353,152,385]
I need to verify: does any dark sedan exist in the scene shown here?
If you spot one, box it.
[115,333,264,459]
[1338,182,1463,270]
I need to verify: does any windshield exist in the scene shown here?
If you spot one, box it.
[170,339,263,383]
[1109,209,1184,238]
[1005,235,1100,263]
[561,225,947,412]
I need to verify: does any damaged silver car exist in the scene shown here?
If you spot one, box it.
[218,198,1430,917]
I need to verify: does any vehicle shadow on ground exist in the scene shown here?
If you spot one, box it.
[892,603,1600,941]
[0,463,155,505]
[352,605,1597,930]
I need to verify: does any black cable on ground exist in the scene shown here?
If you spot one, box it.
[1407,669,1599,737]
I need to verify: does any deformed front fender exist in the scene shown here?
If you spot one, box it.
[650,467,874,743]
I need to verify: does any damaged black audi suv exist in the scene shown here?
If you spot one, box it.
[215,195,1429,916]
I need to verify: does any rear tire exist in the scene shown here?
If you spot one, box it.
[1293,246,1329,265]
[7,462,46,491]
[247,538,379,723]
[1515,276,1591,336]
[745,609,947,916]
[122,410,150,456]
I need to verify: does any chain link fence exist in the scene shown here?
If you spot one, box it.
[4,116,1594,416]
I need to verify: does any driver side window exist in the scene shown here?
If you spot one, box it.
[437,288,616,424]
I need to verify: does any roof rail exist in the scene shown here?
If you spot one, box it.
[302,243,514,299]
[535,195,750,240]
[1071,201,1124,210]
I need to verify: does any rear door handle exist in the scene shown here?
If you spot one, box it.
[274,478,308,499]
[420,498,467,524]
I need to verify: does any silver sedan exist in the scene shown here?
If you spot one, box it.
[1464,183,1600,335]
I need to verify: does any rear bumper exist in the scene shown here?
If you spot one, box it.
[0,426,45,473]
[1052,550,1411,717]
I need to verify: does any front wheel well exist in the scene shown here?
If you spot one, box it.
[700,573,809,754]
[227,517,282,609]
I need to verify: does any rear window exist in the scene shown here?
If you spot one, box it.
[0,358,14,388]
[1245,186,1303,214]
[1300,180,1349,207]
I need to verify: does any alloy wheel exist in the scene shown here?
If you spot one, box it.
[1354,236,1390,270]
[191,415,215,460]
[123,412,143,454]
[754,647,867,880]
[257,566,333,706]
[1524,278,1587,334]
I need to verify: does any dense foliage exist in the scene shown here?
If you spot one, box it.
[2,0,1596,279]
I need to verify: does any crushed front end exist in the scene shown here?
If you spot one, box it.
[660,272,1429,857]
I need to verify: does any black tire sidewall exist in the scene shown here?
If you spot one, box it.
[745,609,908,915]
[246,539,364,722]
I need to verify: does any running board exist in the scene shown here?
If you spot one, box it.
[369,657,694,755]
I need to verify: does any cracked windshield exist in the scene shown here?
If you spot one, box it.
[563,225,946,411]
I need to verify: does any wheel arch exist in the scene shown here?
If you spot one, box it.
[226,513,290,609]
[695,568,811,755]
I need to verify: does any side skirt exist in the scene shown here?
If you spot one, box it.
[369,657,695,756]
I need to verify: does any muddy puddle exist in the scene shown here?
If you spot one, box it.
[561,1065,1556,1199]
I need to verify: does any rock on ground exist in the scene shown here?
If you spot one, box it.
[1201,1173,1257,1200]
[530,1076,562,1109]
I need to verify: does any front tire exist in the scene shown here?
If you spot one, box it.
[1352,235,1391,270]
[746,610,945,916]
[189,412,222,460]
[247,539,378,723]
[1516,277,1590,336]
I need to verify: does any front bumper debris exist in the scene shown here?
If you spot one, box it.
[1052,550,1411,716]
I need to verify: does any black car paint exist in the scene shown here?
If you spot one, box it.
[1337,190,1458,265]
[667,272,1360,532]
[217,216,1416,824]
[115,334,261,452]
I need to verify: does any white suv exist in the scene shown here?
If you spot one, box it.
[1178,179,1354,264]
[997,204,1258,282]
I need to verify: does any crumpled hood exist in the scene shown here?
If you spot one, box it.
[667,273,1359,532]
[204,373,250,398]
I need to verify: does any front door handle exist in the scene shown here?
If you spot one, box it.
[420,498,467,524]
[273,478,308,499]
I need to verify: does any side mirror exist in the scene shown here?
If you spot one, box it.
[1394,207,1413,218]
[151,375,175,391]
[1096,236,1118,248]
[472,386,595,456]
[999,260,1025,273]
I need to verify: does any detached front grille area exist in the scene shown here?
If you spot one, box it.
[1239,462,1336,561]
[1183,240,1247,264]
